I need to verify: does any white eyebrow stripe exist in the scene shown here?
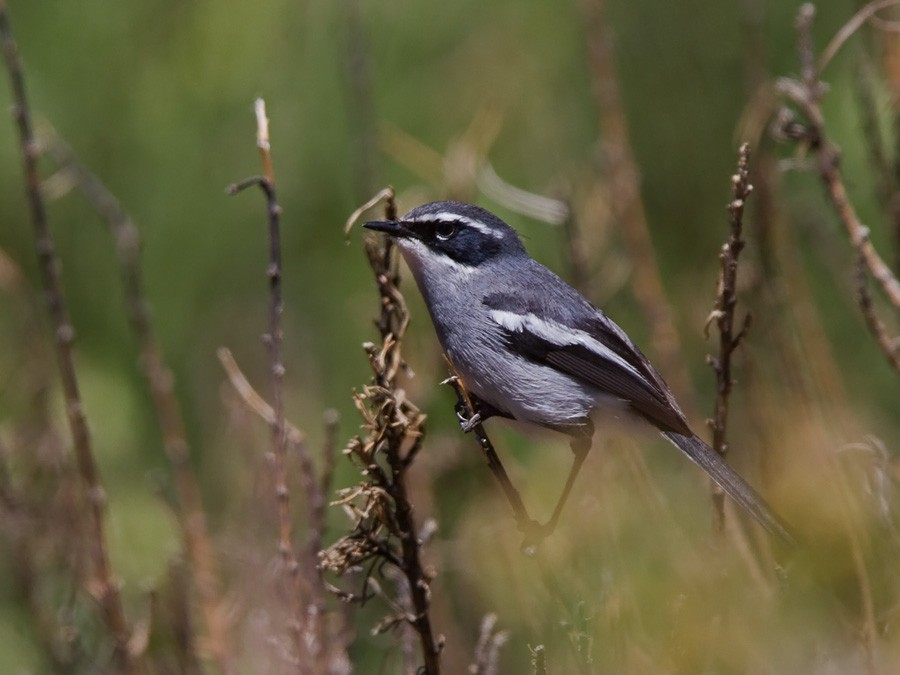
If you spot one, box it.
[489,309,645,381]
[405,211,505,239]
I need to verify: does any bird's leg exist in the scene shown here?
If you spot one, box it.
[444,374,593,553]
[537,432,592,534]
[518,426,592,552]
[444,375,539,532]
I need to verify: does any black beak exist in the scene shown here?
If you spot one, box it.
[362,220,416,239]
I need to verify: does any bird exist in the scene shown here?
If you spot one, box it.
[363,200,794,544]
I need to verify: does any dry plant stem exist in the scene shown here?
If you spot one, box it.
[309,411,340,574]
[0,5,135,671]
[705,144,754,537]
[233,103,296,581]
[41,131,231,672]
[225,176,291,562]
[255,98,274,184]
[330,188,440,671]
[366,193,441,675]
[228,101,312,662]
[580,0,697,418]
[855,235,900,372]
[854,51,900,277]
[217,349,323,552]
[218,346,332,662]
[817,0,900,73]
[217,348,306,445]
[786,7,880,671]
[783,4,900,311]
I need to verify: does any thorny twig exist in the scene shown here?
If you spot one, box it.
[704,143,754,537]
[38,126,231,672]
[322,188,442,674]
[0,4,135,670]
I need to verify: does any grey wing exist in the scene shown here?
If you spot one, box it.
[483,288,692,436]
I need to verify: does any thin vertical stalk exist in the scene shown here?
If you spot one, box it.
[0,4,133,670]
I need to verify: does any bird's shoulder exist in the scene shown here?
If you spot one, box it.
[481,258,626,343]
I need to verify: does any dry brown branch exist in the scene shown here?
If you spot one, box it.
[777,4,900,311]
[308,409,340,578]
[817,0,900,73]
[220,363,342,666]
[255,98,275,184]
[850,1,900,277]
[704,143,754,536]
[322,188,442,674]
[226,99,310,666]
[217,348,306,445]
[0,4,135,670]
[38,126,231,672]
[344,186,396,237]
[580,0,697,418]
[776,4,900,376]
[775,8,883,670]
[0,347,90,671]
[855,232,900,372]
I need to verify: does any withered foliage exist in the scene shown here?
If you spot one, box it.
[321,189,442,674]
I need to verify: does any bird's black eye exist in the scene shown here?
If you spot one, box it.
[435,222,457,241]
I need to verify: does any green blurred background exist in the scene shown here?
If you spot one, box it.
[2,0,899,672]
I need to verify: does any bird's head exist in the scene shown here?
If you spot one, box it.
[363,201,527,280]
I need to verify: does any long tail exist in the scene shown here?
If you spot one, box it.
[662,432,796,545]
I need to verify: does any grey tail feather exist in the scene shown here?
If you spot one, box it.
[662,432,796,545]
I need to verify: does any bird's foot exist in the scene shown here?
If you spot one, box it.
[455,405,482,433]
[456,406,482,434]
